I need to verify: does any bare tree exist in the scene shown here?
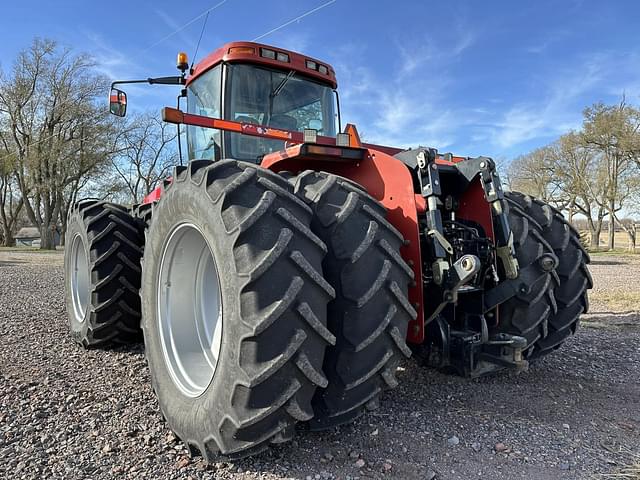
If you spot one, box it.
[552,133,608,248]
[581,99,640,250]
[507,144,566,207]
[507,98,640,251]
[0,38,113,249]
[110,113,177,204]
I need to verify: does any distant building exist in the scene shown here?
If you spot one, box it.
[14,226,61,247]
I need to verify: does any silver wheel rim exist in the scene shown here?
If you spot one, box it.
[157,223,223,397]
[70,233,90,323]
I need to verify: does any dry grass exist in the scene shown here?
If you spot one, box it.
[600,459,640,480]
[584,231,640,253]
[589,291,640,312]
[590,249,639,257]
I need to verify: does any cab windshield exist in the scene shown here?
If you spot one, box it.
[224,64,337,162]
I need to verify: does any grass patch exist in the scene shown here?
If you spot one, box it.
[590,291,640,312]
[0,246,62,253]
[589,249,639,256]
[601,458,640,480]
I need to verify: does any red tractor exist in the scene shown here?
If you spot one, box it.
[64,42,592,458]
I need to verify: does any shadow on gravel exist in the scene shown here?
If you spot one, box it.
[87,342,145,354]
[0,259,26,267]
[590,259,626,265]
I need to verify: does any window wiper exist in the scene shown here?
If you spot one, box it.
[270,70,296,98]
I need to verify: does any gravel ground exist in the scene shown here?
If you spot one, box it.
[1,250,639,480]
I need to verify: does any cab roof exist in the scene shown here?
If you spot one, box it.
[188,41,337,89]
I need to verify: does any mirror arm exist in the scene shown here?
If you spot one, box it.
[148,76,186,85]
[111,76,185,90]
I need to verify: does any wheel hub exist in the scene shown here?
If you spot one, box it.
[70,233,90,323]
[157,223,223,397]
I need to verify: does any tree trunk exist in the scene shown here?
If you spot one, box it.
[1,224,14,247]
[614,216,638,253]
[627,230,636,253]
[40,224,56,250]
[608,218,615,251]
[590,225,601,250]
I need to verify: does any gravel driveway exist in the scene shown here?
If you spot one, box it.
[1,250,638,480]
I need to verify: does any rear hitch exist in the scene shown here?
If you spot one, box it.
[418,315,529,377]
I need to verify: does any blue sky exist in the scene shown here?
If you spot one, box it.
[1,0,639,159]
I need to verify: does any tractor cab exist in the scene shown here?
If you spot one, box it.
[186,44,338,163]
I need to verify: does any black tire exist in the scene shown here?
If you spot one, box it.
[64,200,144,347]
[504,192,592,358]
[489,195,558,357]
[131,202,153,229]
[290,171,416,430]
[141,160,335,459]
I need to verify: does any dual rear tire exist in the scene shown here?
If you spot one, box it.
[495,192,592,358]
[65,160,412,458]
[290,171,415,430]
[140,163,413,455]
[64,200,143,346]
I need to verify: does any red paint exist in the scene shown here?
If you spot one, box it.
[456,178,494,241]
[262,145,304,164]
[261,144,366,166]
[261,148,426,343]
[363,143,404,156]
[189,41,337,89]
[456,178,498,326]
[143,185,164,204]
[162,107,339,146]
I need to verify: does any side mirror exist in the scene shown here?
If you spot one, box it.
[109,88,127,117]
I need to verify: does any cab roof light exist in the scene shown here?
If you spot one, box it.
[229,46,255,55]
[260,48,276,59]
[303,129,318,143]
[305,59,317,70]
[336,133,350,147]
[276,52,290,63]
[318,64,328,75]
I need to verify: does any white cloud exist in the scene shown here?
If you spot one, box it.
[334,33,640,159]
[331,22,477,150]
[84,31,134,80]
[485,50,637,153]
